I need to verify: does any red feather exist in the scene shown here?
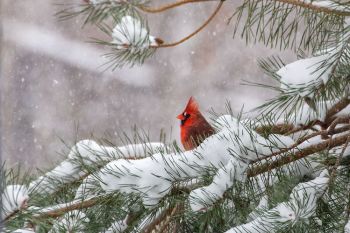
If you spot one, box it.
[177,97,215,151]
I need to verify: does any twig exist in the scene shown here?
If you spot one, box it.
[3,210,20,223]
[254,123,294,135]
[324,97,350,125]
[152,0,224,48]
[142,204,180,233]
[328,116,349,134]
[328,136,350,195]
[33,196,100,219]
[2,200,29,223]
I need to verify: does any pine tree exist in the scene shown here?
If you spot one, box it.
[2,0,350,232]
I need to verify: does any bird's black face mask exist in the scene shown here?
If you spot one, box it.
[180,112,191,126]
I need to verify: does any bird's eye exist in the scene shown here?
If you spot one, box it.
[183,112,190,118]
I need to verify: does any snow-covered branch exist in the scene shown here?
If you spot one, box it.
[29,140,165,195]
[248,131,350,177]
[96,116,291,206]
[225,171,329,233]
[1,185,29,220]
[276,0,350,16]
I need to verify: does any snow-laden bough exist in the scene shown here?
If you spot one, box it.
[97,115,297,207]
[224,170,329,233]
[29,140,166,195]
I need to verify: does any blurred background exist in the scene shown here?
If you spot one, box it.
[0,0,295,169]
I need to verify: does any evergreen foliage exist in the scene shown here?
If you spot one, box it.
[2,0,350,232]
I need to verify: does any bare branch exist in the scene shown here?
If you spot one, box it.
[152,1,224,48]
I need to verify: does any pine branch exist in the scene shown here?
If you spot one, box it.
[252,123,350,164]
[248,132,350,177]
[328,136,350,195]
[274,0,350,16]
[324,96,350,124]
[254,96,350,137]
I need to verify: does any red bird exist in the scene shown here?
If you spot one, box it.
[177,97,215,151]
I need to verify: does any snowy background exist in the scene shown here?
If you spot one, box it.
[0,0,295,168]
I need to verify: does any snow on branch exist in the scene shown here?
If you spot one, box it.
[278,55,332,96]
[11,228,35,233]
[225,171,329,233]
[304,0,350,12]
[279,97,350,125]
[97,14,164,68]
[111,15,161,50]
[1,185,29,220]
[248,131,350,177]
[29,140,165,195]
[97,115,295,207]
[276,0,350,15]
[88,0,116,6]
[345,220,350,233]
[104,218,128,233]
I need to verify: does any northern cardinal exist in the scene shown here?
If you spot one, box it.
[177,97,215,151]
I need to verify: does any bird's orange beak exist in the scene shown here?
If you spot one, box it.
[177,113,184,120]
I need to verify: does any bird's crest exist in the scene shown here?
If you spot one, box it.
[184,96,199,113]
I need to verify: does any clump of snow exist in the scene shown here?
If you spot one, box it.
[1,185,29,219]
[12,229,35,233]
[29,140,165,195]
[28,160,82,195]
[282,98,350,125]
[248,195,269,220]
[74,174,101,200]
[290,102,327,125]
[303,0,350,11]
[189,158,249,211]
[345,220,350,233]
[88,0,126,6]
[112,16,161,51]
[297,135,324,150]
[214,115,240,131]
[277,55,332,97]
[225,171,329,233]
[89,0,104,5]
[49,210,89,233]
[103,217,128,233]
[67,140,165,163]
